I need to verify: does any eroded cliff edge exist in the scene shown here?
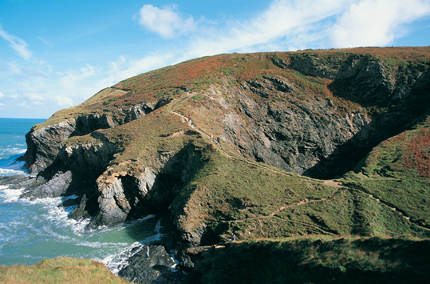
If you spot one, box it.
[18,47,430,250]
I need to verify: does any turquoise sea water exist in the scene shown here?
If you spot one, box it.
[0,118,159,272]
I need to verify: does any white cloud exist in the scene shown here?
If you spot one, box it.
[0,103,4,107]
[109,53,174,82]
[55,96,73,107]
[25,93,44,100]
[60,64,98,88]
[100,0,430,89]
[0,92,3,98]
[137,4,196,38]
[37,36,50,45]
[172,0,350,60]
[330,0,430,47]
[0,23,32,60]
[24,92,46,103]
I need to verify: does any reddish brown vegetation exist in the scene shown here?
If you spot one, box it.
[403,128,430,178]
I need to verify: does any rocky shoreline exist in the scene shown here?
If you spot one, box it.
[3,48,429,283]
[0,174,198,283]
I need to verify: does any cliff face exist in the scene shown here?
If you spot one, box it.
[20,47,430,246]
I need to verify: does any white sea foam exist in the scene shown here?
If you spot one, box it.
[0,186,24,203]
[21,195,90,236]
[0,168,27,176]
[101,241,144,274]
[77,241,129,249]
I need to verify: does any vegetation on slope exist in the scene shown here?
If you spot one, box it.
[343,116,430,228]
[0,257,130,284]
[27,47,430,240]
[169,141,430,241]
[19,47,430,282]
[35,46,430,130]
[196,236,430,284]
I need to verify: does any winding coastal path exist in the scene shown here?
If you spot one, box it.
[167,92,430,233]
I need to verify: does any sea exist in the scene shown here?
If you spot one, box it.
[0,118,161,273]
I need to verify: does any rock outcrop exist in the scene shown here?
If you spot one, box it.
[17,47,430,245]
[118,245,188,284]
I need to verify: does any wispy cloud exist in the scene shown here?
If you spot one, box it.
[3,0,430,118]
[109,53,174,83]
[128,0,430,72]
[55,96,73,107]
[0,23,32,60]
[24,92,45,102]
[330,0,430,47]
[136,4,196,38]
[37,36,50,45]
[60,64,98,88]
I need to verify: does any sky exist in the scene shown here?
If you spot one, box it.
[1,0,430,119]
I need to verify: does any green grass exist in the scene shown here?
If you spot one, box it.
[0,257,130,284]
[169,139,430,241]
[197,236,430,284]
[342,118,430,226]
[27,46,430,249]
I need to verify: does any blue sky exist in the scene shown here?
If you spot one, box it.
[1,0,430,118]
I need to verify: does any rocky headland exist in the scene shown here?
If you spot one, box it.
[8,46,430,283]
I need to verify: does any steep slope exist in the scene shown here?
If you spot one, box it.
[20,47,430,248]
[194,236,430,284]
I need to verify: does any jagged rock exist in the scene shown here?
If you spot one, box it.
[68,194,91,220]
[23,118,77,174]
[0,175,32,187]
[20,171,73,200]
[118,245,189,284]
[17,48,430,245]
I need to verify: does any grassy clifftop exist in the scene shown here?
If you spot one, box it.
[19,47,430,282]
[0,257,130,284]
[25,46,430,240]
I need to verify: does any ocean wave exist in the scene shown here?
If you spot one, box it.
[20,195,90,236]
[0,167,28,177]
[76,241,129,249]
[0,148,26,156]
[101,242,144,274]
[0,186,25,203]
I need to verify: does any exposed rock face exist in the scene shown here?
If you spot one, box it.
[23,98,155,175]
[216,55,429,178]
[225,85,372,176]
[18,48,430,245]
[20,171,72,199]
[89,143,201,228]
[118,245,188,284]
[23,118,77,174]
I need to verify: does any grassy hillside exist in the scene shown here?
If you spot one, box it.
[196,236,430,284]
[20,47,430,282]
[0,257,130,284]
[27,47,430,241]
[35,46,430,130]
[342,116,430,228]
[169,139,430,242]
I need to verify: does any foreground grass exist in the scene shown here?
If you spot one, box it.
[197,236,430,284]
[0,257,130,284]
